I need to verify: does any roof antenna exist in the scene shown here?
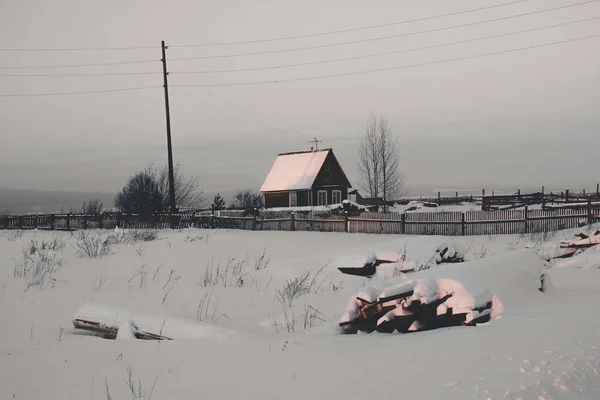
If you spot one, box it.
[309,137,322,151]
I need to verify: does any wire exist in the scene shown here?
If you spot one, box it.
[178,0,600,60]
[0,71,162,77]
[171,33,600,87]
[0,45,155,52]
[170,16,600,74]
[169,48,305,137]
[0,58,159,70]
[0,85,161,98]
[170,0,531,47]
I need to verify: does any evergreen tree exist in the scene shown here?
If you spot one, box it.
[213,193,226,210]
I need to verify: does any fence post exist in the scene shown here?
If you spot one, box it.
[50,214,55,231]
[116,212,122,229]
[98,213,104,229]
[401,212,406,234]
[565,189,569,203]
[524,205,529,233]
[343,211,348,233]
[83,214,88,230]
[66,213,71,231]
[290,212,296,232]
[18,215,23,229]
[252,214,257,231]
[597,183,599,199]
[588,197,593,226]
[33,215,38,229]
[461,212,466,236]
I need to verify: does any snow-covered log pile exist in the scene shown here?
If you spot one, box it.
[336,241,465,278]
[539,229,600,262]
[336,252,417,278]
[330,199,369,213]
[339,278,501,334]
[431,241,465,265]
[339,249,546,334]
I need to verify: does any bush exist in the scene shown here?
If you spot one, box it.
[114,167,164,215]
[114,164,204,214]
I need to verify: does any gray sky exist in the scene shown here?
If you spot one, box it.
[1,0,599,200]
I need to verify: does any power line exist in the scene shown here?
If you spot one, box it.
[0,58,158,70]
[178,0,600,60]
[0,45,155,52]
[169,48,305,137]
[170,0,531,47]
[171,33,600,88]
[170,16,600,74]
[9,12,596,78]
[0,85,161,98]
[0,71,162,77]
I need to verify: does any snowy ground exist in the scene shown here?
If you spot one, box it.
[1,227,600,399]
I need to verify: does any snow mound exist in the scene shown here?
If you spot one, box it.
[339,249,545,334]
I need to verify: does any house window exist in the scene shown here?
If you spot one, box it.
[317,190,327,206]
[289,191,297,207]
[332,190,342,204]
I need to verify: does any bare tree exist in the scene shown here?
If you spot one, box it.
[358,113,381,200]
[82,199,103,214]
[357,113,406,212]
[232,190,263,209]
[157,164,205,210]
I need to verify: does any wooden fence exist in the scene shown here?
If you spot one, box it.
[1,202,599,236]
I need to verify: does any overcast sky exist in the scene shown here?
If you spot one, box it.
[1,0,599,199]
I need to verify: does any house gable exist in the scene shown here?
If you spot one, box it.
[312,150,352,188]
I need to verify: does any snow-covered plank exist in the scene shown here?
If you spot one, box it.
[72,303,235,341]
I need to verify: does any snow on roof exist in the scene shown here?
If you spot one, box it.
[260,149,330,192]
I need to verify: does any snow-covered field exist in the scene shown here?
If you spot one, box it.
[1,227,600,399]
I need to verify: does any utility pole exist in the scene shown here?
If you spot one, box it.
[161,40,177,213]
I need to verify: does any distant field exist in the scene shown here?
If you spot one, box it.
[0,187,114,214]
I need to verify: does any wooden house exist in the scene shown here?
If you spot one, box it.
[259,148,352,209]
